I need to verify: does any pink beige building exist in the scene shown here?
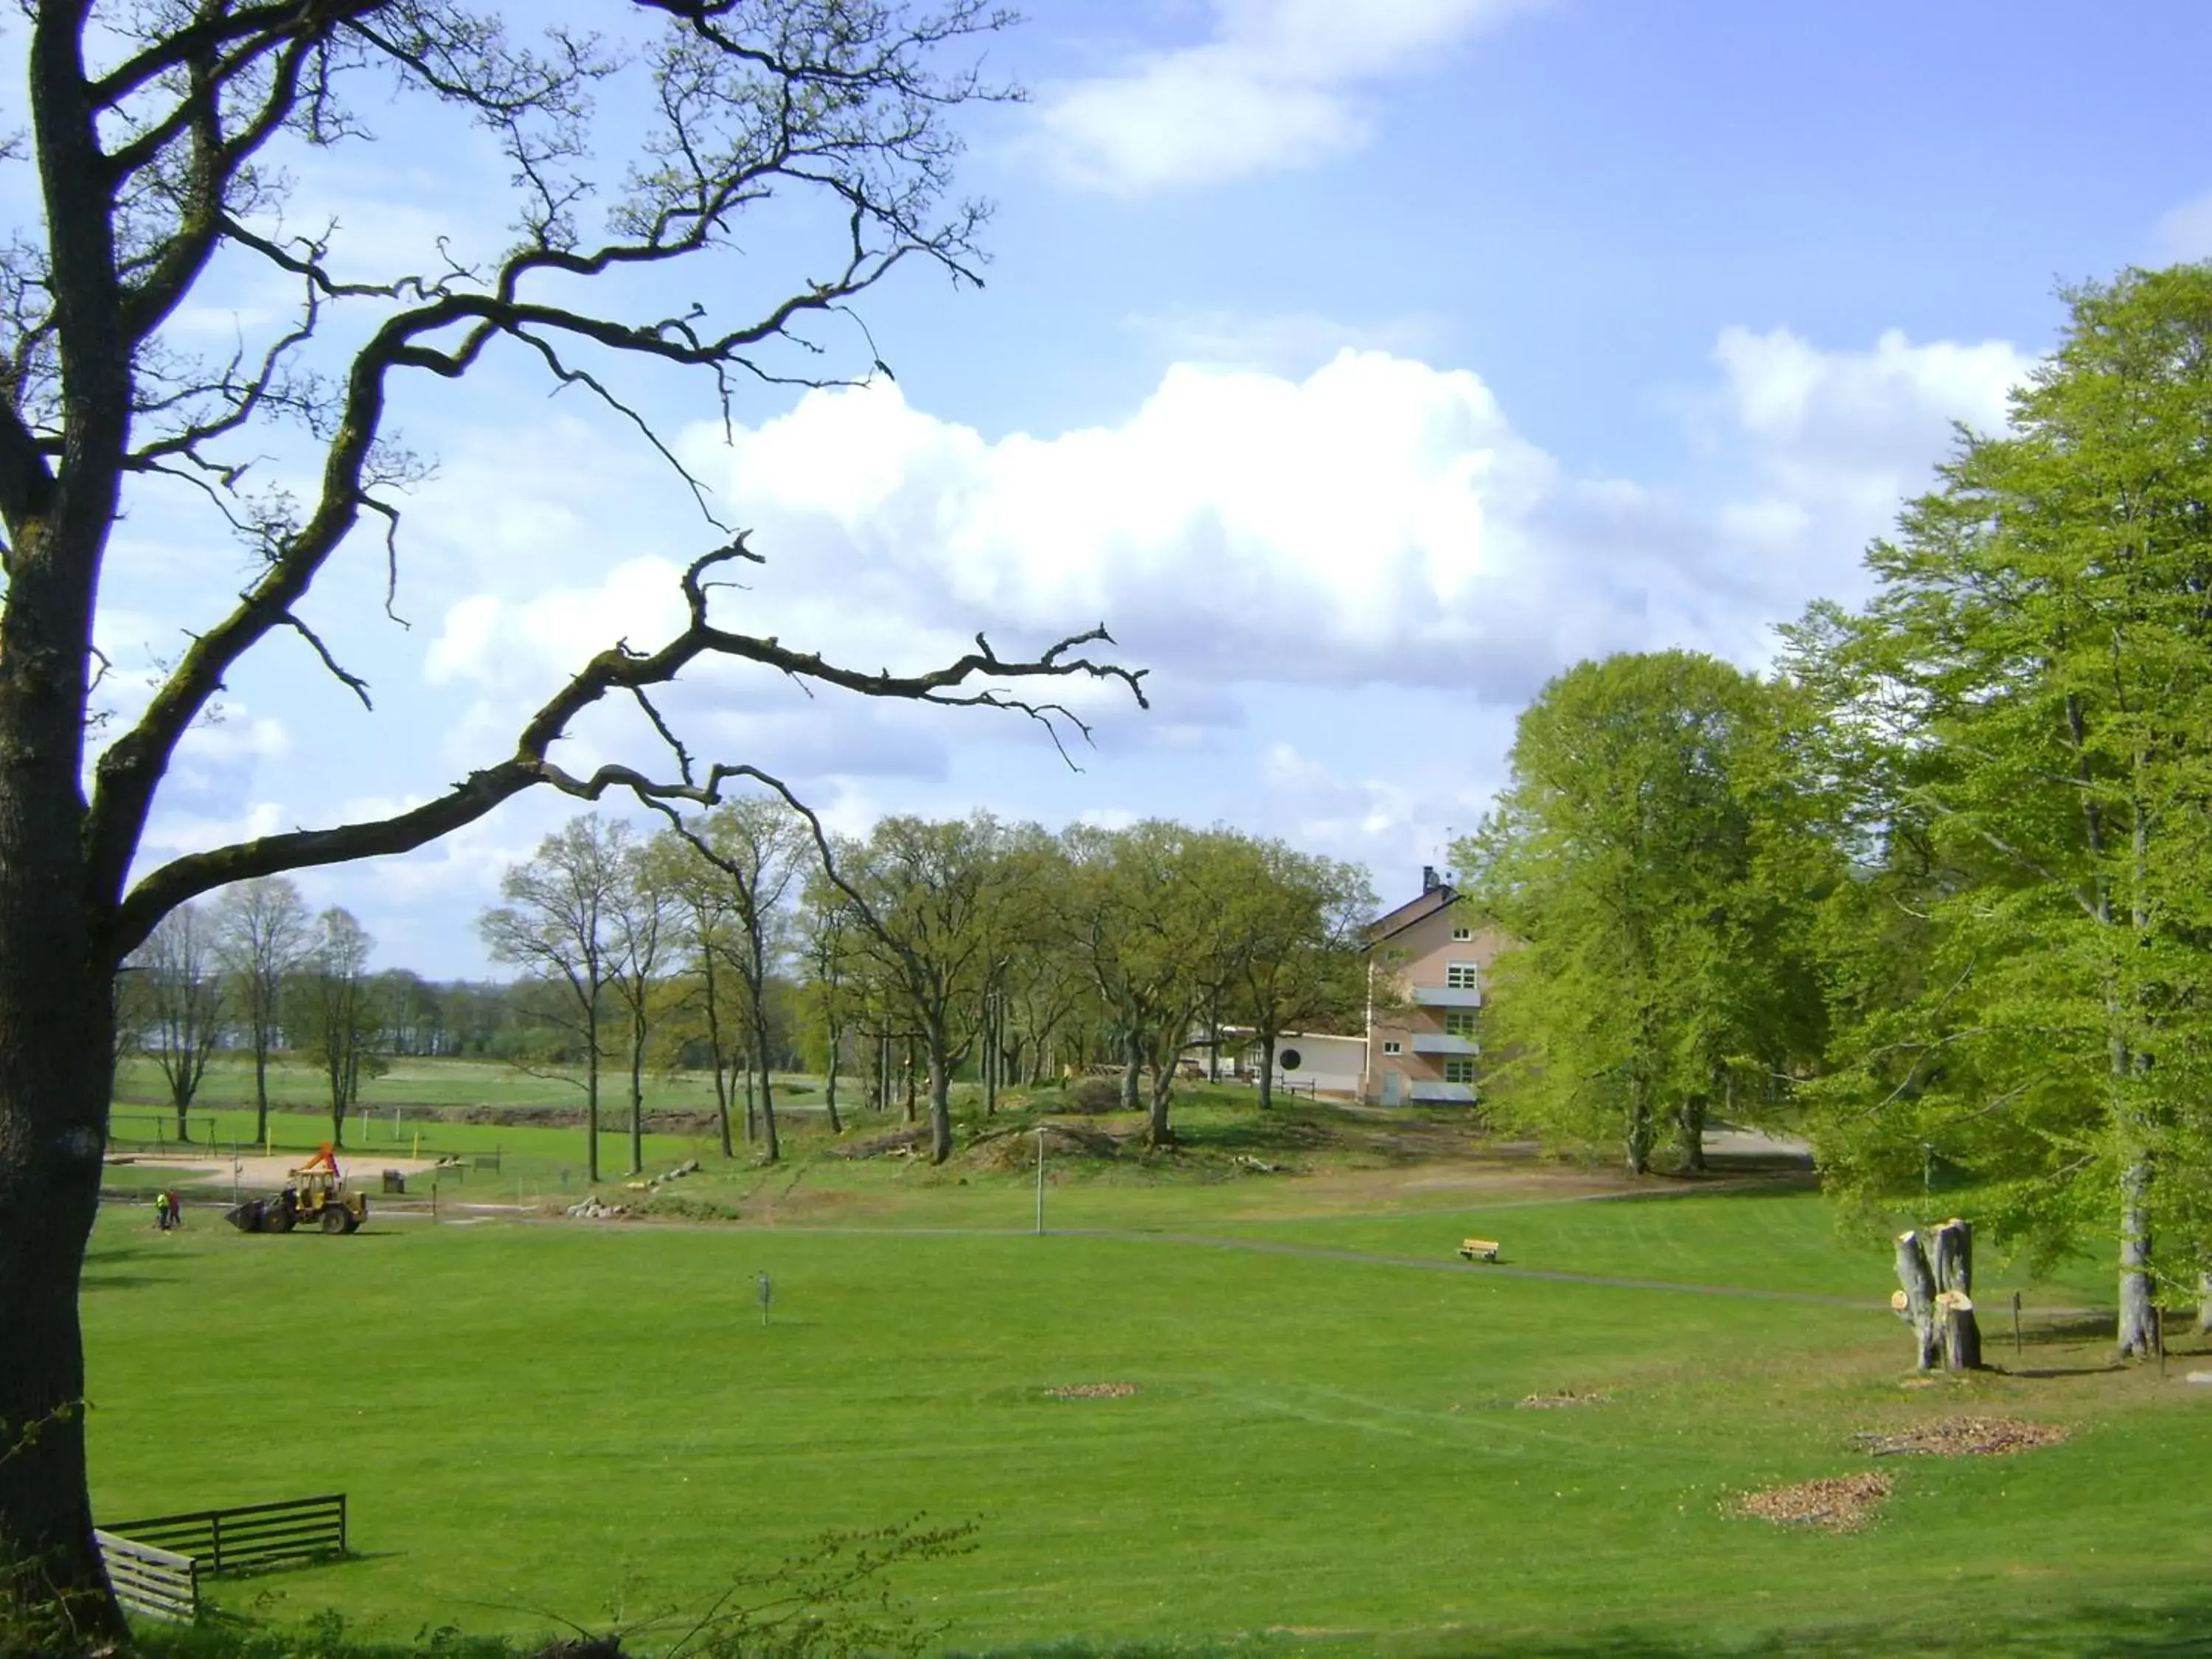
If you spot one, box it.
[1362,868,1510,1106]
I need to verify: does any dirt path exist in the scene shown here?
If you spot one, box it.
[110,1151,449,1188]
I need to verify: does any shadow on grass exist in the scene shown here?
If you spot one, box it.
[950,1589,2212,1658]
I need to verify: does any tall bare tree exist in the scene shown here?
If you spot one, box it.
[652,830,748,1157]
[607,833,682,1175]
[796,877,861,1133]
[124,900,226,1141]
[209,876,312,1144]
[480,815,627,1183]
[679,797,810,1161]
[0,4,1143,1629]
[296,907,378,1148]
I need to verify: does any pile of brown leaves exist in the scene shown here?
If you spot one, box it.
[1851,1416,2070,1458]
[1046,1382,1139,1399]
[1515,1390,1610,1410]
[1733,1472,1893,1531]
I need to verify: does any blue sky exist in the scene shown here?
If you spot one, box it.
[36,0,2212,975]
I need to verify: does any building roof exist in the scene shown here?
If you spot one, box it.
[1366,882,1459,947]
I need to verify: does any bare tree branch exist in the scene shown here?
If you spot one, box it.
[114,538,1146,952]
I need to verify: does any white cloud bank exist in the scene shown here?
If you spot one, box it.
[425,325,2037,737]
[1035,0,1525,192]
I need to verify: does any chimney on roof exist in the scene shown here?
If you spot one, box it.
[1421,865,1439,893]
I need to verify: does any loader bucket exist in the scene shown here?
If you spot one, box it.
[224,1198,266,1233]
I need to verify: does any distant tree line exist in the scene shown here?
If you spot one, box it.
[118,813,1375,1180]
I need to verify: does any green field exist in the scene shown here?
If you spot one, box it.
[83,1085,2212,1656]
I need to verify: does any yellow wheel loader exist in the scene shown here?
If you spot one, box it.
[225,1144,368,1235]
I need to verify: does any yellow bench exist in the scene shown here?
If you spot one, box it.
[1458,1237,1500,1263]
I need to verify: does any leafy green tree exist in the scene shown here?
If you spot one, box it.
[1464,650,1829,1175]
[1222,839,1374,1113]
[830,814,1009,1164]
[1785,265,2212,1357]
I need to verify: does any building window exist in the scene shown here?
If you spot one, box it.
[1445,961,1479,990]
[1382,1040,1401,1055]
[1443,1058,1476,1085]
[1444,1009,1478,1038]
[1451,925,1472,941]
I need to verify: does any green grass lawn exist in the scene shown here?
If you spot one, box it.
[80,1146,2212,1657]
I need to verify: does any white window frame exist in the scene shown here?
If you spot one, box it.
[1444,1009,1478,1037]
[1381,1039,1402,1055]
[1445,961,1479,990]
[1451,925,1472,941]
[1443,1057,1476,1085]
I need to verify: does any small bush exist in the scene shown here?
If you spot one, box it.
[1065,1077,1123,1115]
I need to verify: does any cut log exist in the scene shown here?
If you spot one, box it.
[1931,1218,1983,1371]
[1895,1230,1940,1371]
[1936,1288,1982,1371]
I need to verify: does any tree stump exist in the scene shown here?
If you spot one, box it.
[1931,1217,1983,1371]
[1895,1230,1940,1371]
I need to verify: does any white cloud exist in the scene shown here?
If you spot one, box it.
[427,557,689,687]
[1710,326,2031,582]
[417,324,2038,753]
[1034,0,1525,192]
[2155,190,2212,260]
[1124,308,1440,376]
[692,349,1766,701]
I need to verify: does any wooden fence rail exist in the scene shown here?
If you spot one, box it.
[93,1531,198,1624]
[102,1492,347,1579]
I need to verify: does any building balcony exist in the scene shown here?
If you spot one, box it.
[1408,1032,1478,1056]
[1411,984,1482,1008]
[1408,1081,1476,1105]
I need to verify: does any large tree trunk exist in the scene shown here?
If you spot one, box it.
[1119,1027,1142,1114]
[1256,1029,1276,1113]
[627,1030,645,1176]
[1931,1217,1982,1371]
[2198,1271,2212,1337]
[252,1033,271,1147]
[702,950,734,1158]
[902,1037,917,1122]
[0,574,131,1639]
[1677,1091,1706,1173]
[1624,1088,1653,1177]
[584,1010,602,1183]
[754,1002,779,1164]
[822,1020,843,1135]
[1894,1230,1941,1371]
[1147,1037,1175,1147]
[2118,1157,2157,1359]
[926,1027,953,1165]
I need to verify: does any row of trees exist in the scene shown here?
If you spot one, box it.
[119,885,380,1148]
[478,807,1377,1179]
[1466,265,2212,1355]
